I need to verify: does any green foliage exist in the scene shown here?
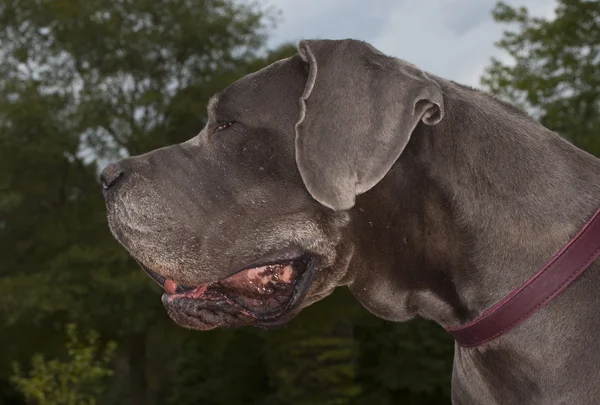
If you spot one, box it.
[167,328,271,405]
[11,324,116,405]
[263,291,365,405]
[0,1,289,403]
[166,289,366,405]
[10,0,593,404]
[354,318,453,405]
[481,0,600,155]
[166,289,454,405]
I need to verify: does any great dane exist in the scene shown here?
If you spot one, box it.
[101,39,600,404]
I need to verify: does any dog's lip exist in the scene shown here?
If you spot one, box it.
[135,247,318,324]
[162,257,306,298]
[161,255,318,324]
[137,260,167,287]
[254,256,318,325]
[137,245,308,292]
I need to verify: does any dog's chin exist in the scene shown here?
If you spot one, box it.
[140,254,319,331]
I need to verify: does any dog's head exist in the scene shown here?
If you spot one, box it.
[101,39,444,330]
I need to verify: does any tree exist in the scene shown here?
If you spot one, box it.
[11,324,116,405]
[166,289,365,405]
[166,289,455,405]
[481,0,600,156]
[0,0,461,403]
[0,1,285,404]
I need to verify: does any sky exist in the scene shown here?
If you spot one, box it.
[265,0,558,88]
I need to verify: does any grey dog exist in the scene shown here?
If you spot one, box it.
[101,39,600,404]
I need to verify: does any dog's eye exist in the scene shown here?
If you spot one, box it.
[215,121,235,133]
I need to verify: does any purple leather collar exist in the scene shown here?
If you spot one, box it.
[447,206,600,348]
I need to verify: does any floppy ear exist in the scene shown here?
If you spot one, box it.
[295,39,444,211]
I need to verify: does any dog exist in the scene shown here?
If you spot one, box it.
[101,39,600,404]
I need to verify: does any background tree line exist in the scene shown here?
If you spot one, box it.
[0,0,597,404]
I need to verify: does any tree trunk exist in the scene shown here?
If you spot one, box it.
[128,332,148,405]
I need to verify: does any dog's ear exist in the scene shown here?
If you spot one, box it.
[295,39,444,211]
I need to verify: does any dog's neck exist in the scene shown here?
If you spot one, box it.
[351,80,600,325]
[410,81,600,325]
[348,81,600,403]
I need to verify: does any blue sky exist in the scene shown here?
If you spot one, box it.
[266,0,557,87]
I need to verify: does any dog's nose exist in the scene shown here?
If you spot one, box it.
[100,162,124,189]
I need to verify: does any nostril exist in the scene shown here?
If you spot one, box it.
[100,162,124,189]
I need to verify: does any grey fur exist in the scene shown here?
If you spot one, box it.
[102,39,600,404]
[296,40,444,210]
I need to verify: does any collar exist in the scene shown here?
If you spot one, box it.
[447,206,600,348]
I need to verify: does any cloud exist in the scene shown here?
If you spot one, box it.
[266,0,396,45]
[267,0,557,87]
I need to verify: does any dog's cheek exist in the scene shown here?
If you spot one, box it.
[311,239,356,292]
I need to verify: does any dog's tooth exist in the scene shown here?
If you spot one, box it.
[278,264,295,283]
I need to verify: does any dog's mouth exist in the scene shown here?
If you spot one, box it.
[139,252,318,330]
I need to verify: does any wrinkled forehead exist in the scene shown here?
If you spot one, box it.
[211,55,308,129]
